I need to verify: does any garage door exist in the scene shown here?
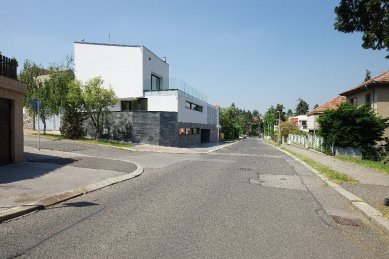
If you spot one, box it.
[0,98,11,165]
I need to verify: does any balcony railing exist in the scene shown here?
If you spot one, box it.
[0,54,18,80]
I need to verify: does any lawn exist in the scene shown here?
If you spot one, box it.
[31,133,134,149]
[280,147,356,184]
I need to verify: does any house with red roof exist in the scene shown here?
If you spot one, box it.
[306,95,346,133]
[339,70,389,139]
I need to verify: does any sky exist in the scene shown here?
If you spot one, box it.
[1,0,388,114]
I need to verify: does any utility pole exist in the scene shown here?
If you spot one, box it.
[277,111,281,144]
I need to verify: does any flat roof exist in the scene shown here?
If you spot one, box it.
[74,41,168,64]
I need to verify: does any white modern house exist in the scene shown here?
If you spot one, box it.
[288,115,308,132]
[74,41,220,146]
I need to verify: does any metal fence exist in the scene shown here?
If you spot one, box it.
[0,54,18,80]
[287,134,324,152]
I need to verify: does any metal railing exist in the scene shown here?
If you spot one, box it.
[0,54,18,80]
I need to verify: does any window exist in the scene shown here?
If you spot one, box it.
[179,128,201,135]
[365,93,371,105]
[151,74,161,90]
[350,98,357,106]
[185,101,203,112]
[121,99,148,111]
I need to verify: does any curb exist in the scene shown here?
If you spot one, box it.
[261,140,389,236]
[0,165,144,224]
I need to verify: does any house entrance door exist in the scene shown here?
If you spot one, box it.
[0,98,12,165]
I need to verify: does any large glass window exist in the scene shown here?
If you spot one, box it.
[121,99,148,111]
[185,101,203,112]
[151,74,161,90]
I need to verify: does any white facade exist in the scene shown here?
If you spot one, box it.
[74,42,169,99]
[74,42,219,126]
[307,114,319,132]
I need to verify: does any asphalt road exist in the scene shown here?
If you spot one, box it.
[1,138,389,258]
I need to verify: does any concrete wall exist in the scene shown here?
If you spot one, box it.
[345,88,377,112]
[307,114,319,131]
[177,92,208,124]
[74,42,143,99]
[142,47,169,91]
[147,93,178,112]
[0,75,26,163]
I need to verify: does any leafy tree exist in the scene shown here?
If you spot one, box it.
[220,104,242,140]
[280,121,299,137]
[241,110,253,135]
[334,0,389,58]
[317,103,388,159]
[295,98,309,115]
[263,106,278,137]
[19,60,73,134]
[60,80,85,139]
[365,69,371,81]
[286,109,294,118]
[275,104,286,121]
[82,77,117,139]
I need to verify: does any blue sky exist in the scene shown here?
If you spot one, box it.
[1,0,388,113]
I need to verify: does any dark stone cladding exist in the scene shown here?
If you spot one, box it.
[84,111,178,146]
[177,122,219,146]
[83,111,219,147]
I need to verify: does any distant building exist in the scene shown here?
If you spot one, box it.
[74,42,220,146]
[339,70,389,139]
[307,95,346,133]
[288,115,308,132]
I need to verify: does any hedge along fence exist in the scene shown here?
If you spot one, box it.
[287,134,324,152]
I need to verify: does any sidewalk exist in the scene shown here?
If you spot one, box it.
[0,146,142,222]
[281,143,389,219]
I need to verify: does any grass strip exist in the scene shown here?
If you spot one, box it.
[336,156,389,175]
[31,133,134,148]
[280,147,357,184]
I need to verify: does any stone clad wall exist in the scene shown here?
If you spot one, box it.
[84,111,178,146]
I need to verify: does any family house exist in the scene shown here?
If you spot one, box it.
[306,95,346,133]
[74,42,220,147]
[339,70,389,139]
[288,115,308,132]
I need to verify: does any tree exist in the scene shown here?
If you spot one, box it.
[286,109,294,118]
[82,77,118,139]
[295,98,309,115]
[241,110,253,135]
[280,121,299,137]
[334,0,389,58]
[262,106,278,137]
[19,60,73,134]
[60,80,85,139]
[365,69,372,81]
[275,104,286,121]
[220,104,242,140]
[313,104,319,110]
[317,103,388,159]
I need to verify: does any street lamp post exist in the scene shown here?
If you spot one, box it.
[277,111,281,144]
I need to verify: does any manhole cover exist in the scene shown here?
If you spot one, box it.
[331,215,361,226]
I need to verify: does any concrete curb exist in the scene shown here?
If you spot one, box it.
[0,165,144,224]
[261,140,389,236]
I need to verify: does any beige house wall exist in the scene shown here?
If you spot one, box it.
[345,85,389,139]
[376,86,389,139]
[0,75,26,163]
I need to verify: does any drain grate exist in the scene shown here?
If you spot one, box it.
[331,215,361,227]
[240,168,253,171]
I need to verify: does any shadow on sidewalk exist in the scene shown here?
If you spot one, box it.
[0,152,77,184]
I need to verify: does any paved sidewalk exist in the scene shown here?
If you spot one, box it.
[0,146,141,222]
[281,143,389,218]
